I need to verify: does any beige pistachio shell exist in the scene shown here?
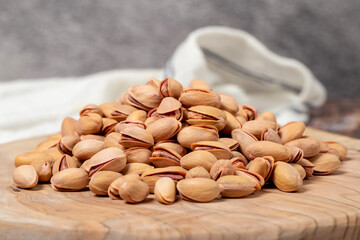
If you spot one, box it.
[89,171,122,195]
[75,113,103,136]
[100,102,138,121]
[13,165,38,189]
[180,150,217,172]
[256,111,277,123]
[58,134,80,155]
[230,156,248,170]
[42,148,64,163]
[157,97,182,114]
[246,156,275,182]
[298,158,315,178]
[271,162,303,192]
[177,178,220,203]
[52,154,80,175]
[126,110,148,122]
[219,138,239,151]
[35,138,59,152]
[108,174,140,200]
[217,175,258,198]
[186,105,227,131]
[177,125,219,148]
[210,160,235,180]
[61,117,77,137]
[155,141,187,157]
[234,169,264,189]
[127,85,162,111]
[80,134,105,141]
[218,94,239,115]
[51,168,89,191]
[261,128,282,144]
[124,147,152,164]
[191,141,232,160]
[188,79,212,91]
[119,179,149,203]
[146,118,182,142]
[104,132,125,150]
[119,127,154,148]
[221,111,242,136]
[288,146,304,163]
[146,78,161,88]
[121,163,154,175]
[185,166,211,179]
[309,153,341,175]
[80,104,103,117]
[150,146,182,168]
[285,138,321,158]
[278,122,306,144]
[159,78,184,99]
[179,89,221,108]
[72,139,106,161]
[290,163,306,180]
[246,141,292,162]
[114,120,146,133]
[242,120,277,140]
[30,158,52,182]
[231,129,258,159]
[101,118,117,135]
[154,177,176,205]
[15,152,54,167]
[326,141,347,160]
[303,136,329,153]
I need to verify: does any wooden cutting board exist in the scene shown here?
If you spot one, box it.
[0,128,359,240]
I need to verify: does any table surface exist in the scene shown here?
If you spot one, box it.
[0,128,359,240]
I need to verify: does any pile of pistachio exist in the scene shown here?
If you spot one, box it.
[12,78,348,204]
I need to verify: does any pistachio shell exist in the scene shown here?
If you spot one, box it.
[124,147,152,164]
[180,150,217,172]
[326,142,347,160]
[89,171,122,195]
[58,134,80,155]
[177,125,219,148]
[118,179,149,203]
[15,152,54,167]
[234,169,264,189]
[80,135,105,141]
[177,178,220,203]
[154,177,176,205]
[186,105,227,131]
[119,127,154,148]
[51,168,89,191]
[159,78,184,99]
[256,111,277,123]
[188,79,212,91]
[155,141,187,157]
[271,162,303,192]
[104,132,125,150]
[52,154,80,175]
[240,105,258,121]
[146,118,182,142]
[217,175,258,198]
[61,117,77,137]
[230,156,248,170]
[126,110,148,122]
[150,146,182,168]
[13,165,38,189]
[108,174,141,200]
[115,120,146,134]
[298,158,315,178]
[42,148,64,163]
[35,138,59,152]
[242,120,277,139]
[219,94,239,115]
[146,78,160,88]
[219,138,239,151]
[75,113,103,136]
[309,153,341,175]
[246,141,292,162]
[221,111,242,136]
[80,104,103,117]
[261,128,282,144]
[231,129,258,159]
[246,156,275,182]
[101,118,117,135]
[185,166,211,179]
[72,139,106,161]
[210,160,234,180]
[100,102,138,121]
[191,141,232,159]
[30,158,52,182]
[278,122,306,144]
[121,163,154,175]
[290,163,306,180]
[288,146,304,163]
[285,138,321,158]
[157,97,182,114]
[179,89,221,108]
[127,85,162,110]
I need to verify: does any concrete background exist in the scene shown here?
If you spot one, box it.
[0,0,359,99]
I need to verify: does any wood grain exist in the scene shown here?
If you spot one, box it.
[0,128,359,240]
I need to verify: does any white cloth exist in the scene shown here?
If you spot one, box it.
[0,26,326,144]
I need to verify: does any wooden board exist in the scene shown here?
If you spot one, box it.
[0,128,359,240]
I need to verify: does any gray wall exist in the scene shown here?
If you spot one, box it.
[0,0,359,99]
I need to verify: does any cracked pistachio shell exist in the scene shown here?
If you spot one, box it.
[285,138,321,158]
[61,117,77,137]
[89,171,122,196]
[72,139,106,161]
[51,168,89,191]
[219,138,239,151]
[126,110,148,122]
[159,78,184,99]
[246,156,274,182]
[271,162,303,192]
[75,113,103,136]
[278,121,306,144]
[155,141,187,157]
[104,132,125,150]
[80,104,103,117]
[146,118,182,142]
[13,165,38,189]
[288,146,304,163]
[124,147,152,164]
[191,141,232,159]
[115,120,146,133]
[231,129,258,159]
[177,125,219,148]
[118,92,131,105]
[210,160,234,180]
[146,78,160,88]
[188,79,212,91]
[58,134,80,155]
[309,153,341,175]
[326,141,347,160]
[180,150,217,172]
[101,102,138,121]
[179,89,221,108]
[221,111,242,136]
[101,118,117,136]
[150,146,182,168]
[256,111,277,123]
[217,175,258,198]
[238,105,258,121]
[35,138,59,152]
[30,158,52,182]
[119,127,154,148]
[15,151,54,167]
[154,177,176,205]
[234,169,265,188]
[261,128,282,144]
[42,148,64,164]
[298,158,315,178]
[177,178,220,203]
[185,166,211,179]
[108,174,140,200]
[186,105,227,131]
[230,157,247,170]
[290,163,306,180]
[52,154,80,175]
[242,120,277,140]
[246,141,292,162]
[121,163,154,175]
[219,94,239,115]
[127,85,162,111]
[119,178,150,203]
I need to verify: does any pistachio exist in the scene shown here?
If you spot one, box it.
[124,147,152,164]
[150,145,182,167]
[121,163,154,175]
[234,169,264,188]
[221,111,242,136]
[271,162,303,192]
[146,118,182,142]
[52,154,80,175]
[185,166,211,179]
[80,134,105,141]
[210,160,234,180]
[231,129,258,159]
[13,165,38,189]
[49,132,62,141]
[219,138,239,151]
[101,118,117,135]
[179,89,221,108]
[180,150,217,172]
[246,141,292,162]
[150,97,183,121]
[147,78,160,88]
[100,102,138,122]
[89,171,122,196]
[217,175,258,198]
[154,177,176,204]
[30,159,52,182]
[119,127,154,148]
[108,174,141,200]
[309,153,341,175]
[191,141,232,160]
[58,134,80,155]
[188,79,212,91]
[126,110,148,122]
[104,132,125,150]
[278,122,306,144]
[238,105,257,121]
[15,152,53,167]
[35,138,59,152]
[114,120,146,133]
[42,148,64,163]
[242,120,277,140]
[298,158,315,178]
[75,113,103,136]
[285,138,321,158]
[51,168,89,191]
[159,78,183,99]
[186,105,227,131]
[72,139,106,161]
[256,111,277,123]
[119,92,131,105]
[246,156,274,182]
[288,146,304,163]
[127,85,162,111]
[218,94,239,115]
[230,156,248,170]
[290,163,306,180]
[155,141,187,157]
[177,125,219,148]
[177,178,220,203]
[80,104,103,117]
[261,128,282,144]
[326,141,347,160]
[61,117,77,136]
[119,178,149,203]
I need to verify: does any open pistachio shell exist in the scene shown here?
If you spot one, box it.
[221,111,242,136]
[61,117,77,137]
[119,127,154,148]
[126,110,148,122]
[121,163,154,175]
[219,138,239,151]
[52,154,80,175]
[242,120,277,140]
[100,102,138,122]
[89,171,122,196]
[326,141,347,160]
[159,78,184,99]
[51,168,89,191]
[72,139,106,161]
[185,166,211,179]
[150,145,182,168]
[119,179,149,203]
[124,147,152,164]
[80,104,103,117]
[231,129,258,159]
[155,141,187,157]
[210,160,234,180]
[186,105,227,131]
[75,113,103,136]
[127,85,162,111]
[256,111,277,123]
[191,141,232,160]
[261,128,282,144]
[35,138,59,152]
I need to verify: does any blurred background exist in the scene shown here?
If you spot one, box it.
[0,0,359,137]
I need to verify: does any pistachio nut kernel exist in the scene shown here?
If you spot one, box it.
[177,178,220,203]
[13,165,38,189]
[154,177,176,205]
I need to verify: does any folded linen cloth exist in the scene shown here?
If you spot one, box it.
[0,26,326,144]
